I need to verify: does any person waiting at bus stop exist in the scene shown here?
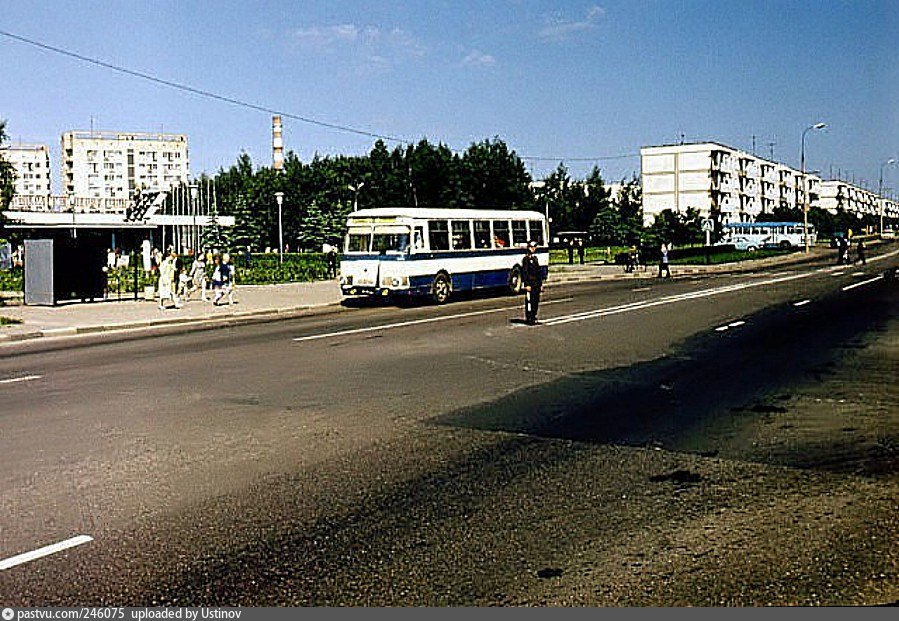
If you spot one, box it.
[521,240,544,325]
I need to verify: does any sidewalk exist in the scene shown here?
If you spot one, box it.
[0,244,850,345]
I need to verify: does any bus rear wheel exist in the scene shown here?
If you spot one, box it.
[431,273,452,304]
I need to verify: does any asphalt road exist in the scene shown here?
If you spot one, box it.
[2,250,898,606]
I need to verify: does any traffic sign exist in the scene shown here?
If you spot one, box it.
[701,218,714,232]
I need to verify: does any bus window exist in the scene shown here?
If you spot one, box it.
[528,220,545,246]
[473,220,491,248]
[428,220,450,251]
[347,230,370,252]
[493,220,510,248]
[511,220,528,246]
[413,227,425,250]
[451,220,472,250]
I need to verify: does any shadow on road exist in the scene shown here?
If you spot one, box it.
[433,277,899,477]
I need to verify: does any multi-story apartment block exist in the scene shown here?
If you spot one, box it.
[61,131,189,199]
[641,142,821,226]
[819,180,881,218]
[0,143,52,197]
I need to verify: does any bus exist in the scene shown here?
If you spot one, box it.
[720,221,816,251]
[340,207,549,303]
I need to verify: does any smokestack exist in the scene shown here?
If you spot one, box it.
[272,115,284,172]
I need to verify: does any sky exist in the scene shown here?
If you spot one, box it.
[2,0,897,196]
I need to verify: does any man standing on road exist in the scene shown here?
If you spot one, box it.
[658,242,671,278]
[522,240,544,325]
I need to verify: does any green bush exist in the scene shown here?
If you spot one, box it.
[0,267,23,292]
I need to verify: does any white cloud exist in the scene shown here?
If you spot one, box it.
[538,5,605,42]
[288,23,426,69]
[461,49,497,67]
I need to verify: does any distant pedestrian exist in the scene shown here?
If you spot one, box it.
[212,252,235,305]
[567,239,575,265]
[658,242,671,278]
[175,249,191,298]
[577,238,585,264]
[157,247,182,309]
[327,246,338,279]
[188,249,208,301]
[856,238,866,265]
[521,240,545,325]
[837,236,850,265]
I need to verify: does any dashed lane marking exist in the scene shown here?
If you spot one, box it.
[842,275,884,292]
[793,299,812,307]
[0,535,93,570]
[0,375,42,385]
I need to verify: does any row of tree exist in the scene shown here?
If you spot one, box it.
[2,121,875,253]
[184,137,655,253]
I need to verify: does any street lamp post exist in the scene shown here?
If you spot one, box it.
[348,182,365,211]
[800,122,826,253]
[528,180,550,231]
[879,158,896,237]
[189,183,199,253]
[274,192,284,264]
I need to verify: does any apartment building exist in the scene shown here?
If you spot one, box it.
[61,130,189,199]
[818,180,899,220]
[640,142,821,226]
[0,143,52,197]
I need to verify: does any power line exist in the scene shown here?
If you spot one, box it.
[0,28,641,166]
[0,29,408,144]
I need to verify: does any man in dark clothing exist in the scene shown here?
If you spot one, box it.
[327,247,338,278]
[856,238,866,265]
[577,238,585,264]
[521,240,544,325]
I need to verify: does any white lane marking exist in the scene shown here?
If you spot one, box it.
[831,271,844,277]
[793,299,811,307]
[728,321,746,328]
[852,272,865,277]
[715,325,730,332]
[542,270,816,327]
[842,275,884,292]
[0,375,42,385]
[631,287,652,292]
[292,298,572,343]
[0,535,93,570]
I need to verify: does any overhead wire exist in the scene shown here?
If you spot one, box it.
[0,28,640,165]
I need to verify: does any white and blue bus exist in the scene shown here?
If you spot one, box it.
[720,221,816,251]
[340,207,549,303]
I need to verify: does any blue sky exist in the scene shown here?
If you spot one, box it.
[2,1,897,195]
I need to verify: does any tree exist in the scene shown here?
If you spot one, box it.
[0,121,16,231]
[615,178,644,246]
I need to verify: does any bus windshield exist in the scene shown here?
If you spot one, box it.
[372,225,411,254]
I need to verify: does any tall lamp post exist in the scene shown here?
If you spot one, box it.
[529,180,550,241]
[348,182,365,211]
[189,183,199,252]
[800,122,826,253]
[879,158,896,237]
[274,192,284,263]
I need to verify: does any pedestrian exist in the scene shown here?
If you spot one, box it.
[188,249,208,301]
[521,240,545,325]
[327,246,338,279]
[658,242,671,278]
[856,238,867,265]
[838,236,850,265]
[577,238,585,264]
[567,239,575,265]
[212,252,235,305]
[175,249,191,299]
[157,247,182,309]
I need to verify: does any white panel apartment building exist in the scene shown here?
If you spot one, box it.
[61,131,189,199]
[641,142,821,226]
[819,180,899,222]
[0,143,52,197]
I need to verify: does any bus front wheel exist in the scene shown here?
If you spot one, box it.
[508,265,522,295]
[431,273,452,304]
